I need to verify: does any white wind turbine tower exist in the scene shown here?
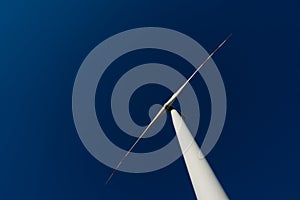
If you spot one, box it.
[106,34,232,200]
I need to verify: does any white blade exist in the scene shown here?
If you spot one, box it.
[105,106,166,184]
[106,34,232,184]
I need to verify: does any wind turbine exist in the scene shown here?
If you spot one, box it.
[106,34,232,200]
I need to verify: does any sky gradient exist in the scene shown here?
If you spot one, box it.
[1,0,300,199]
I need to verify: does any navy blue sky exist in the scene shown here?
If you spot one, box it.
[1,0,300,199]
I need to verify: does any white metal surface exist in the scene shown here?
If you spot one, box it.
[171,109,228,200]
[106,35,232,184]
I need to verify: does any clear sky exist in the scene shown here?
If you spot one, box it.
[1,0,300,199]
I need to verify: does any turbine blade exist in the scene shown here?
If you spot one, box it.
[105,34,232,184]
[105,106,166,184]
[171,33,232,101]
